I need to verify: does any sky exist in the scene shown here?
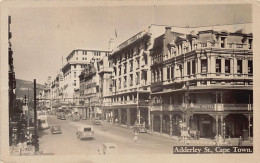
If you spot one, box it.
[9,4,252,85]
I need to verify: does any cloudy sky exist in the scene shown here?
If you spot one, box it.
[9,3,252,84]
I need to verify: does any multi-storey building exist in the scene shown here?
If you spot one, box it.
[61,49,110,105]
[103,25,171,127]
[150,24,253,139]
[42,76,52,109]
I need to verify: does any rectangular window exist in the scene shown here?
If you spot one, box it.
[248,60,253,74]
[179,65,183,77]
[74,80,76,86]
[201,59,207,73]
[124,63,127,74]
[130,61,133,72]
[167,67,170,80]
[237,60,243,74]
[124,76,127,87]
[119,66,121,76]
[74,65,76,68]
[118,78,121,89]
[225,60,230,73]
[129,74,133,86]
[136,72,140,85]
[136,59,140,69]
[249,39,253,49]
[171,66,174,79]
[74,72,76,78]
[216,59,221,73]
[221,37,226,48]
[192,60,195,74]
[187,61,191,76]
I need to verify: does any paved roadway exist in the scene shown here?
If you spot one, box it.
[38,115,184,155]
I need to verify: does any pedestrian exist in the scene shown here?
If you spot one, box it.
[17,141,23,155]
[115,118,118,124]
[134,131,138,142]
[227,136,232,146]
[238,136,242,146]
[218,135,223,146]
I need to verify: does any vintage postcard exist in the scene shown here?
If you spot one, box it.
[1,1,259,163]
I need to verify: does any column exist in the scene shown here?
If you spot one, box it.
[163,66,167,81]
[220,114,223,137]
[197,58,201,74]
[243,59,248,75]
[170,96,172,111]
[184,60,187,77]
[215,115,219,136]
[248,114,251,138]
[169,114,173,137]
[233,58,237,74]
[112,109,115,123]
[231,58,234,75]
[137,107,140,124]
[118,108,121,124]
[221,58,225,74]
[207,56,211,74]
[151,113,154,132]
[127,108,130,127]
[160,114,163,134]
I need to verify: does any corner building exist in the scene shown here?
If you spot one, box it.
[150,24,253,139]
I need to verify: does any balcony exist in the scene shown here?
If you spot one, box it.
[223,104,252,111]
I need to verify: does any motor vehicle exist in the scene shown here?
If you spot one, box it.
[76,125,94,140]
[133,124,147,133]
[57,115,61,119]
[102,143,118,155]
[60,114,66,120]
[50,125,62,134]
[92,118,102,125]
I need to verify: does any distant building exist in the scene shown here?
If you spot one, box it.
[61,49,110,104]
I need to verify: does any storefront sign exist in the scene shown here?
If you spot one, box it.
[191,104,214,110]
[118,31,145,50]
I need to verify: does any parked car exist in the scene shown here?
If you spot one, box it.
[57,115,61,119]
[76,125,94,140]
[50,125,62,134]
[60,114,66,120]
[92,118,102,125]
[102,143,118,155]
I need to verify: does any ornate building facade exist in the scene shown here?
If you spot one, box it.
[150,24,253,139]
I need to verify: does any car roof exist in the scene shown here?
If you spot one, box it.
[103,143,117,147]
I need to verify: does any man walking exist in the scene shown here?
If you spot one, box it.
[134,131,138,142]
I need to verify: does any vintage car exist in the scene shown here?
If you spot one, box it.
[50,125,62,134]
[133,124,147,133]
[102,143,118,155]
[60,114,66,120]
[76,125,94,140]
[57,115,61,119]
[92,118,102,125]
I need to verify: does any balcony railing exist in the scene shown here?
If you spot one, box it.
[223,104,252,111]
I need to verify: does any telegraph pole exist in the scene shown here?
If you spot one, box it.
[34,79,39,153]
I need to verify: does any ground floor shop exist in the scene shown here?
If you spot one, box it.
[103,106,149,128]
[151,111,253,139]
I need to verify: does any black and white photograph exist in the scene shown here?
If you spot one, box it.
[1,1,259,163]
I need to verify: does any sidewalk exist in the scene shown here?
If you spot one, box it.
[10,145,36,156]
[104,120,253,146]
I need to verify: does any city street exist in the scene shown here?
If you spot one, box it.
[38,115,184,155]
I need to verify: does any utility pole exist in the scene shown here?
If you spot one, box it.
[34,79,39,153]
[27,89,30,128]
